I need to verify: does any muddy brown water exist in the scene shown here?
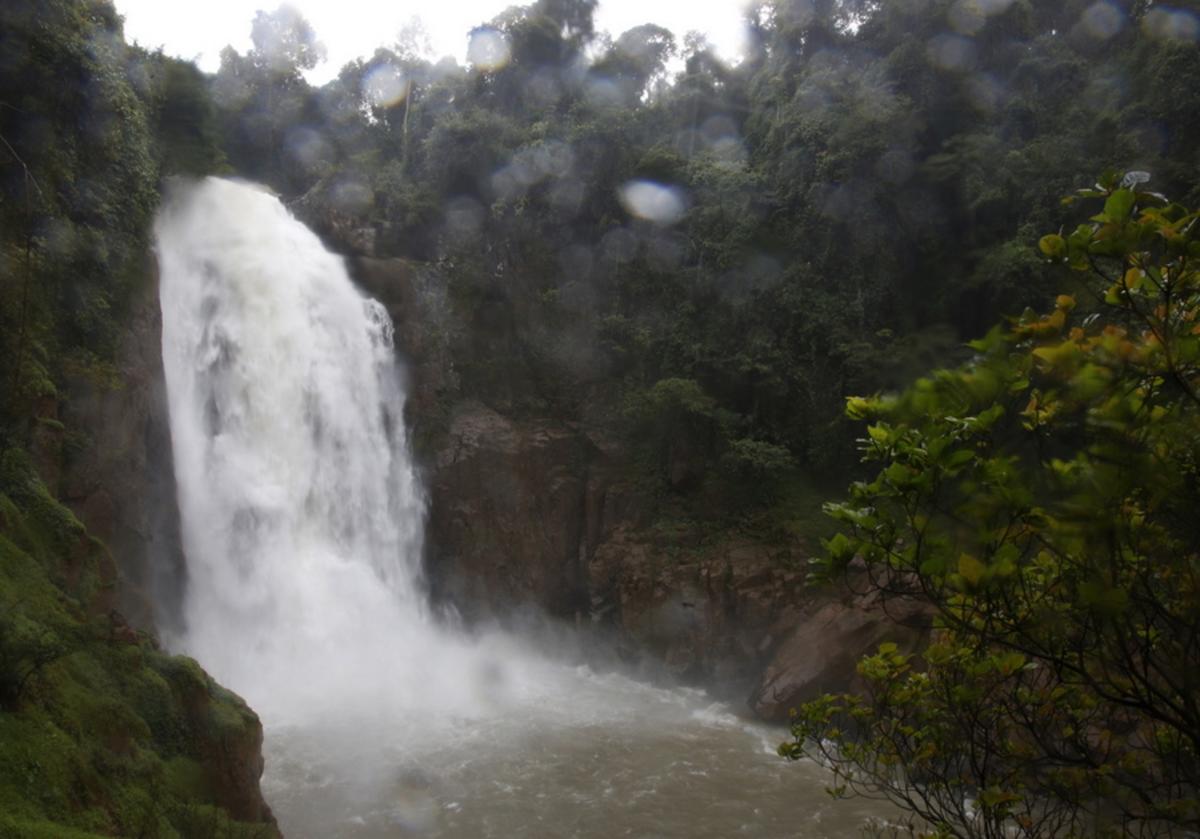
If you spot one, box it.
[263,668,894,838]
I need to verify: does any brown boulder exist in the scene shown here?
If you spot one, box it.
[750,597,931,721]
[427,401,591,618]
[588,529,808,689]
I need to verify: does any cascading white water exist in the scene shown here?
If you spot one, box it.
[157,177,479,724]
[155,177,891,838]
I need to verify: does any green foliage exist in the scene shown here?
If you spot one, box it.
[622,378,725,489]
[0,0,162,442]
[151,57,228,177]
[720,437,794,480]
[249,5,325,77]
[784,179,1200,837]
[624,377,719,423]
[211,5,331,194]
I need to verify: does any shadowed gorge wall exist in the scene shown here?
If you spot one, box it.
[352,254,930,710]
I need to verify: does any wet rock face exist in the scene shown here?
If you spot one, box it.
[413,393,927,711]
[586,532,808,691]
[351,257,460,424]
[415,396,935,713]
[165,656,276,825]
[427,401,592,619]
[56,267,187,633]
[331,253,932,716]
[749,596,932,722]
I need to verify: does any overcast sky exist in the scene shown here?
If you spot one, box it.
[113,0,753,83]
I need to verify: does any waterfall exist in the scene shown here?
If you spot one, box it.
[156,177,570,732]
[157,177,448,724]
[152,177,878,839]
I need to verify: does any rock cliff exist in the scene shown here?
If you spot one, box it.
[352,254,928,718]
[55,262,187,634]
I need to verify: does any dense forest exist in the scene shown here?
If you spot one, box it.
[5,0,1200,523]
[213,0,1200,533]
[2,0,1199,835]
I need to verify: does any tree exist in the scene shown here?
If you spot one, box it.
[213,5,325,193]
[591,24,676,105]
[152,56,227,176]
[249,4,325,79]
[0,599,67,710]
[782,174,1200,837]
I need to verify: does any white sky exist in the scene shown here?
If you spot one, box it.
[113,0,753,83]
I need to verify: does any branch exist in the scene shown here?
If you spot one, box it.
[0,130,45,201]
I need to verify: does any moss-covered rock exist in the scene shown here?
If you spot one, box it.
[0,452,278,838]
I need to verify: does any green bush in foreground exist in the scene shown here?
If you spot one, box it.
[783,174,1200,838]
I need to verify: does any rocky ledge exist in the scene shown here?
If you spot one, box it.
[424,400,930,719]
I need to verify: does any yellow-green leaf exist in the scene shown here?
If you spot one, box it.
[1039,234,1066,258]
[958,553,986,586]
